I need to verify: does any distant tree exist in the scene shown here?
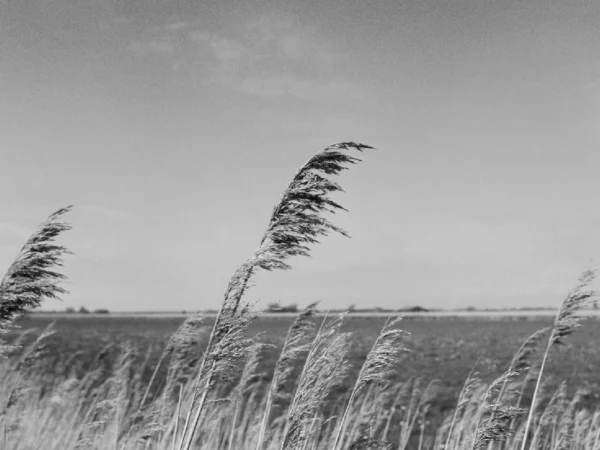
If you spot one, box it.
[266,302,298,313]
[93,308,110,314]
[280,303,298,313]
[78,307,90,314]
[65,307,75,314]
[465,306,477,312]
[347,304,357,312]
[267,302,281,313]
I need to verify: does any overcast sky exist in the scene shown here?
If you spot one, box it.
[1,0,599,312]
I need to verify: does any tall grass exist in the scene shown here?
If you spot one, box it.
[518,269,596,450]
[178,142,372,450]
[0,206,72,353]
[1,143,599,450]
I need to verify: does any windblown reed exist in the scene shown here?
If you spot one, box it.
[0,206,72,349]
[519,269,597,450]
[179,142,372,450]
[1,145,599,450]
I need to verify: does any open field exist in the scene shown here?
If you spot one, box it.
[12,314,600,411]
[29,309,600,319]
[3,310,600,449]
[2,146,599,449]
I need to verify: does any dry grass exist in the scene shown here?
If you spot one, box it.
[1,143,599,450]
[0,206,72,353]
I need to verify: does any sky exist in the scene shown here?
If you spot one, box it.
[1,0,599,312]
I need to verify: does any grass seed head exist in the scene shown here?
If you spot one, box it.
[0,207,72,341]
[551,269,597,346]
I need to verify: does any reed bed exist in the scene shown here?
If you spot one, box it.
[1,143,598,450]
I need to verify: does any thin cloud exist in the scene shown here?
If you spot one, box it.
[128,39,175,55]
[112,15,135,26]
[247,14,337,69]
[236,75,365,100]
[187,31,248,63]
[164,21,190,32]
[125,13,366,102]
[589,63,600,141]
[279,32,335,67]
[192,23,364,101]
[126,19,192,56]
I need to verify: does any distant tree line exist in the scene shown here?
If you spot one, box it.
[65,307,110,314]
[265,303,299,313]
[263,303,431,314]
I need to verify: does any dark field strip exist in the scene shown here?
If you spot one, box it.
[11,315,600,413]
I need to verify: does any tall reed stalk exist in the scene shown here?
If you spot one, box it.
[178,142,372,450]
[332,315,408,450]
[255,302,318,450]
[0,206,72,352]
[519,269,597,450]
[280,313,352,450]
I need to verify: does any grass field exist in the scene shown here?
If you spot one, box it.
[3,312,600,449]
[12,314,600,412]
[2,144,599,449]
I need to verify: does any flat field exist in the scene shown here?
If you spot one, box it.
[13,313,600,413]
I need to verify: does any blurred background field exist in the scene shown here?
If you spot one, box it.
[11,314,600,416]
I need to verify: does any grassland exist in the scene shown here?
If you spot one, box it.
[2,312,599,449]
[10,313,600,412]
[2,142,599,449]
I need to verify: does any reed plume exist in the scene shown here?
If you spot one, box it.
[398,379,439,450]
[227,343,265,450]
[519,269,597,450]
[141,313,205,409]
[527,381,568,449]
[255,302,318,450]
[178,142,371,450]
[281,313,353,450]
[471,370,525,449]
[0,207,72,351]
[495,327,551,443]
[445,364,482,450]
[333,315,408,450]
[509,328,551,374]
[348,422,390,450]
[473,406,526,450]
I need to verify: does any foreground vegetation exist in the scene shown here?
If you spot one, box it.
[1,142,598,449]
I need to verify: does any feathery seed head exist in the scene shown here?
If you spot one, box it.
[256,142,372,273]
[354,316,409,395]
[167,313,205,354]
[283,313,353,450]
[551,269,597,346]
[510,327,550,372]
[274,302,318,398]
[473,406,527,449]
[0,207,72,331]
